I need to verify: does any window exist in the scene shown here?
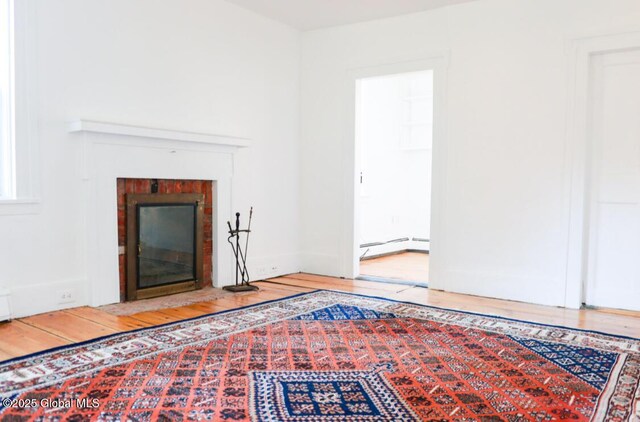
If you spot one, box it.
[399,70,434,150]
[0,0,14,199]
[0,0,39,213]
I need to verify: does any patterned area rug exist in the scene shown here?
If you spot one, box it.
[1,291,639,421]
[97,287,241,316]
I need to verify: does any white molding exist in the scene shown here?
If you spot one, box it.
[75,127,245,306]
[0,287,11,321]
[300,252,343,278]
[564,29,640,309]
[0,0,42,216]
[7,279,85,319]
[0,197,41,215]
[441,269,565,308]
[68,120,252,148]
[248,252,301,281]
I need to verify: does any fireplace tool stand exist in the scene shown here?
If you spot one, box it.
[223,207,259,292]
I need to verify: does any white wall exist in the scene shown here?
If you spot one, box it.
[299,0,640,307]
[0,0,301,317]
[3,0,640,317]
[358,73,431,257]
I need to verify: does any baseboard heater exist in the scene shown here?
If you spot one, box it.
[360,237,431,260]
[412,237,430,242]
[359,237,409,248]
[357,275,428,289]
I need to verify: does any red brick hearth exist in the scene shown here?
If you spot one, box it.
[117,178,213,302]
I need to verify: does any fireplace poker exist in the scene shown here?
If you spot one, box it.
[244,207,253,269]
[223,209,258,292]
[235,213,244,282]
[227,220,240,286]
[237,217,250,283]
[228,215,249,284]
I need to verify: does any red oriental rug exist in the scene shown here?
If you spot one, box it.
[0,291,639,421]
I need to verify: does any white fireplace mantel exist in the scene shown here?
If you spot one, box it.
[70,120,248,306]
[68,120,252,148]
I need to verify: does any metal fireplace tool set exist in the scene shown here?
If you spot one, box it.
[223,207,259,292]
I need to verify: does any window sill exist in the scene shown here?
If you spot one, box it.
[0,198,42,215]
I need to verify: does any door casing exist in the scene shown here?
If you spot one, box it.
[342,54,450,282]
[565,29,640,309]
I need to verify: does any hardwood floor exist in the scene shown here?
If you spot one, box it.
[0,273,639,362]
[359,251,429,282]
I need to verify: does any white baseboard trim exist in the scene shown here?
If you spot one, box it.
[299,252,342,278]
[244,252,301,282]
[9,279,89,318]
[8,253,300,317]
[0,288,12,321]
[430,269,568,308]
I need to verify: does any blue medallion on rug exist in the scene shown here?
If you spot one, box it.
[291,304,397,321]
[249,365,417,421]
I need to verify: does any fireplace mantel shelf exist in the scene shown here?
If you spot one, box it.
[68,120,251,148]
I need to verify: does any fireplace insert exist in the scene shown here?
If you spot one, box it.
[126,193,204,300]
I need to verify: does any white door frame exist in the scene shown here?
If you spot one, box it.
[342,53,450,280]
[564,30,640,308]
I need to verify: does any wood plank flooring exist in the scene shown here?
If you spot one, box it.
[359,252,429,282]
[0,273,638,362]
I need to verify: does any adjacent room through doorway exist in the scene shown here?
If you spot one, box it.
[355,70,433,286]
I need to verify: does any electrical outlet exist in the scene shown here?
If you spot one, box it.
[256,266,267,278]
[58,289,74,304]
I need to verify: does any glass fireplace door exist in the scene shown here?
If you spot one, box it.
[138,204,196,288]
[126,193,204,301]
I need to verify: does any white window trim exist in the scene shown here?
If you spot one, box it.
[0,0,40,215]
[399,72,434,151]
[0,0,15,199]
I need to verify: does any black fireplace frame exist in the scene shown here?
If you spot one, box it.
[126,193,205,301]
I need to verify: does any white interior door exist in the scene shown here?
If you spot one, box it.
[585,49,640,311]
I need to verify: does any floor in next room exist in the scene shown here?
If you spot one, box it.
[359,251,429,283]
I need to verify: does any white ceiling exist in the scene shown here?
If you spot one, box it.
[225,0,477,31]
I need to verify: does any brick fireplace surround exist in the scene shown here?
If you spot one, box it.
[117,178,213,302]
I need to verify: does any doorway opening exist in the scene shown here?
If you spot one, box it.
[355,70,433,287]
